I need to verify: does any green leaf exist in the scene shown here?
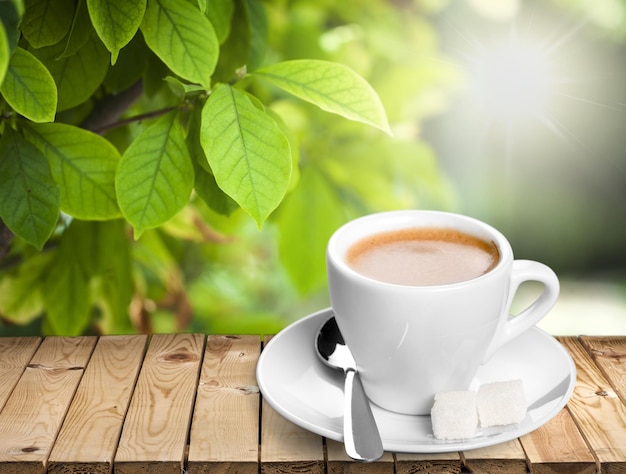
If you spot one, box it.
[87,0,146,64]
[140,0,218,87]
[41,218,98,335]
[0,21,8,84]
[0,251,53,324]
[23,122,121,220]
[58,0,93,58]
[194,160,238,216]
[164,76,204,100]
[31,32,109,111]
[0,0,23,53]
[103,33,149,93]
[0,47,57,122]
[212,0,249,84]
[200,84,291,227]
[211,0,265,81]
[266,106,300,193]
[275,166,346,294]
[116,111,194,237]
[254,59,391,134]
[185,97,210,171]
[242,0,267,71]
[20,0,74,48]
[0,127,60,249]
[187,101,239,216]
[205,0,234,44]
[90,219,134,334]
[42,251,90,336]
[41,219,133,334]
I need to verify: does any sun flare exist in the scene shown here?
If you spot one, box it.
[470,39,554,121]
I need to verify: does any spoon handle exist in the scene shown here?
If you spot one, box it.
[343,369,384,462]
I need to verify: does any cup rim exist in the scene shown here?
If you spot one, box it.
[327,210,513,289]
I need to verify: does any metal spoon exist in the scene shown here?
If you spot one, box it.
[315,316,384,462]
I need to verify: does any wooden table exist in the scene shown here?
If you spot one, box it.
[0,333,625,474]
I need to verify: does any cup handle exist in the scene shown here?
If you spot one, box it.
[482,260,560,363]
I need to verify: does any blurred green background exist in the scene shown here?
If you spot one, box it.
[425,0,626,335]
[426,0,626,275]
[1,0,625,336]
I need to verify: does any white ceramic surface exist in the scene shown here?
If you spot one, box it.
[326,210,560,414]
[256,308,576,453]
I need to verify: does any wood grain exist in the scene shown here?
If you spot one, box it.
[260,335,324,474]
[0,336,97,474]
[2,333,626,472]
[188,335,261,474]
[326,438,394,473]
[462,438,527,474]
[0,337,41,412]
[580,336,626,405]
[395,451,462,474]
[260,399,324,474]
[520,407,596,474]
[114,333,204,474]
[47,335,147,474]
[559,336,626,473]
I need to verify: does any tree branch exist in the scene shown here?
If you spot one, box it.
[81,79,145,134]
[80,79,194,135]
[89,106,177,135]
[0,221,13,264]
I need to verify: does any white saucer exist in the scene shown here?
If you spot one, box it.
[256,308,576,453]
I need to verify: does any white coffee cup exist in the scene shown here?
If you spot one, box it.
[326,210,559,415]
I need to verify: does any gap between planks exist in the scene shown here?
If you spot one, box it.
[0,336,98,474]
[565,336,626,473]
[187,334,262,474]
[2,333,626,473]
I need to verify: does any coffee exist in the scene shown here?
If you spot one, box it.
[346,227,499,286]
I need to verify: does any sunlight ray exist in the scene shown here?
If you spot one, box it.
[540,18,590,58]
[442,18,485,55]
[441,3,626,200]
[536,112,626,198]
[555,92,626,113]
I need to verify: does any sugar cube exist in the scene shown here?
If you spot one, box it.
[430,390,478,440]
[477,379,526,427]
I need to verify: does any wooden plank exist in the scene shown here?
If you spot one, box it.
[47,335,147,474]
[188,335,261,474]
[0,337,41,412]
[0,336,97,474]
[260,334,324,474]
[260,400,324,474]
[559,336,626,473]
[114,333,204,474]
[580,336,626,404]
[520,407,596,474]
[395,451,462,474]
[326,438,393,473]
[461,439,527,474]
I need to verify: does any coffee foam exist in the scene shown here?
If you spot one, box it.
[346,228,499,286]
